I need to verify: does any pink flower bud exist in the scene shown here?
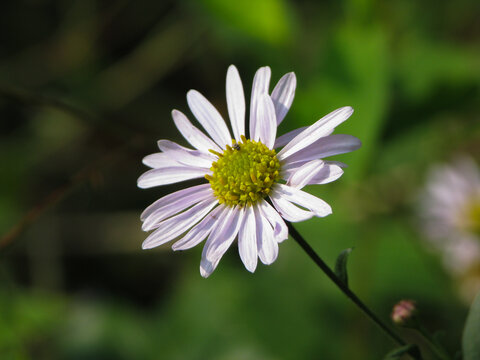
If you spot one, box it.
[391,300,417,326]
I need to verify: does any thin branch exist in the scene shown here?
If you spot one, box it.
[287,222,424,360]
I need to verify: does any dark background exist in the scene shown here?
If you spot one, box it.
[1,0,480,359]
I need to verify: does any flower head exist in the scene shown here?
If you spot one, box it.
[420,156,480,300]
[391,300,417,327]
[138,65,361,277]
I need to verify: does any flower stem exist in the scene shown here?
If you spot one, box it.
[415,324,451,360]
[286,222,422,359]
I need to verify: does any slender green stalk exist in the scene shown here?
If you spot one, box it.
[287,222,423,360]
[416,324,451,360]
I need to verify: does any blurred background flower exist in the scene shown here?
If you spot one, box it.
[0,0,479,359]
[420,157,480,303]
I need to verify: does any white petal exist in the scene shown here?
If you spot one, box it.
[326,160,348,168]
[172,110,221,153]
[142,153,179,168]
[274,127,308,148]
[157,140,215,168]
[187,90,232,148]
[200,206,244,277]
[277,106,354,161]
[274,183,332,218]
[226,65,245,141]
[238,206,258,272]
[200,256,221,278]
[257,199,288,243]
[270,192,314,222]
[249,66,271,141]
[253,205,278,265]
[204,206,244,262]
[256,94,277,149]
[281,160,346,180]
[137,166,209,189]
[142,199,218,249]
[141,184,211,221]
[172,205,224,251]
[271,72,296,125]
[142,187,214,231]
[284,134,361,165]
[308,163,344,185]
[287,160,325,189]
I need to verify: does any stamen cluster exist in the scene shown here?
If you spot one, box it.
[206,135,281,206]
[466,199,480,236]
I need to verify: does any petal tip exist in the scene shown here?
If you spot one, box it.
[200,265,212,278]
[142,240,153,250]
[286,72,296,80]
[141,222,154,232]
[355,137,362,149]
[245,262,257,273]
[227,64,238,73]
[137,179,148,189]
[186,89,198,100]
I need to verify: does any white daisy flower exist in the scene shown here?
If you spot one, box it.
[138,65,361,277]
[420,157,480,300]
[420,157,480,272]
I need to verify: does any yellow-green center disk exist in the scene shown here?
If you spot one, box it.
[206,135,281,207]
[466,199,480,236]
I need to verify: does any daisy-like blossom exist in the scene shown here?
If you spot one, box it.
[420,157,480,300]
[138,65,361,277]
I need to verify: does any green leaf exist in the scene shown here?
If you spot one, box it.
[201,0,293,46]
[334,248,353,286]
[384,344,420,359]
[294,24,390,180]
[462,291,480,360]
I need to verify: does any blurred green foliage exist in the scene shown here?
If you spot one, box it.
[0,0,479,359]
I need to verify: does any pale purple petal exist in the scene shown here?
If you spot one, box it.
[137,167,209,189]
[142,199,218,249]
[287,160,325,189]
[226,65,245,141]
[172,205,225,251]
[142,153,179,169]
[277,106,354,161]
[281,159,347,175]
[172,110,221,153]
[142,186,214,231]
[283,134,361,165]
[140,184,211,221]
[157,140,215,168]
[257,199,288,243]
[238,205,258,272]
[256,94,277,149]
[271,72,296,125]
[204,206,244,262]
[286,160,344,188]
[200,206,245,277]
[253,205,278,265]
[274,127,308,148]
[249,66,271,141]
[200,254,221,278]
[274,183,332,217]
[269,192,314,222]
[187,90,232,148]
[308,163,344,185]
[327,160,348,168]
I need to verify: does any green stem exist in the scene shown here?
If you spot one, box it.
[416,324,451,360]
[287,222,422,360]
